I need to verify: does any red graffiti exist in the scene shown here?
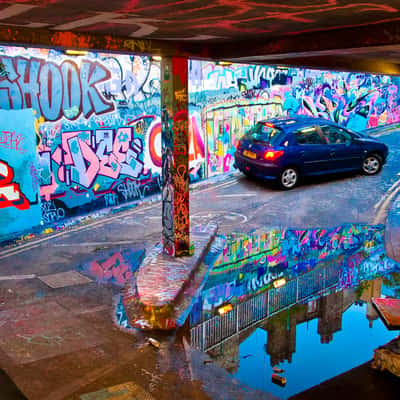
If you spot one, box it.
[89,252,134,286]
[148,117,204,167]
[0,160,29,210]
[148,121,162,167]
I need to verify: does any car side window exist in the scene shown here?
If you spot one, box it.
[295,126,325,145]
[261,125,270,134]
[321,126,353,144]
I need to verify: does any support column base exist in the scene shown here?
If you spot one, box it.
[121,222,219,330]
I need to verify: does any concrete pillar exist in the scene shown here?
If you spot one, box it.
[161,56,191,257]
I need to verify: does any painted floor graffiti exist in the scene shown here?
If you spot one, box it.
[78,248,145,287]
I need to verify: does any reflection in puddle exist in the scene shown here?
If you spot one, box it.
[187,223,400,399]
[78,248,145,286]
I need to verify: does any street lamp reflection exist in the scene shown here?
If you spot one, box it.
[273,278,287,289]
[217,303,233,315]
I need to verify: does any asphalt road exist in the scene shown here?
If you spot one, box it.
[190,128,400,232]
[1,127,400,274]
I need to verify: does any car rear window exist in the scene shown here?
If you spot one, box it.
[245,122,285,145]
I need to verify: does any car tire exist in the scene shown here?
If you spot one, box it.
[362,153,382,175]
[279,167,299,190]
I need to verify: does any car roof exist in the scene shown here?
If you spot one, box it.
[258,116,336,130]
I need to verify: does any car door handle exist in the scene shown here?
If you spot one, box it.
[330,151,335,156]
[300,150,305,156]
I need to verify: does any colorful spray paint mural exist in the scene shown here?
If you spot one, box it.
[189,62,400,177]
[0,44,399,239]
[0,109,42,236]
[0,46,163,238]
[161,57,191,256]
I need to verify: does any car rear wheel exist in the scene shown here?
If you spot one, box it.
[279,167,298,189]
[362,154,382,175]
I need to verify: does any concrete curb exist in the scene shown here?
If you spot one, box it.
[384,192,400,263]
[366,123,400,137]
[122,222,219,330]
[136,222,218,307]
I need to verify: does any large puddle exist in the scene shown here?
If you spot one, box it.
[187,223,400,399]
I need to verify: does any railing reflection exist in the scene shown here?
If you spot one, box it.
[191,262,340,352]
[190,257,399,354]
[190,223,400,355]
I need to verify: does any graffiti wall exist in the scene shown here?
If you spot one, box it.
[0,46,164,238]
[194,224,388,315]
[0,46,208,239]
[0,109,42,236]
[1,44,399,239]
[189,62,400,177]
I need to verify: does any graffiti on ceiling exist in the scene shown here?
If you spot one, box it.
[0,1,399,42]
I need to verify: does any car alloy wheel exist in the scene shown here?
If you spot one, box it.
[280,167,298,189]
[362,154,382,175]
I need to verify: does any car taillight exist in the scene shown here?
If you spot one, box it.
[264,150,284,160]
[236,139,242,149]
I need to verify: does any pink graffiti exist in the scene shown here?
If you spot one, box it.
[40,127,144,193]
[0,130,26,154]
[28,162,39,192]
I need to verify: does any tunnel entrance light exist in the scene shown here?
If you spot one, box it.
[217,61,233,66]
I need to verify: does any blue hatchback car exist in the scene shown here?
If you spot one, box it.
[234,116,389,189]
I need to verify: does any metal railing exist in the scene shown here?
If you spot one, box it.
[190,263,339,351]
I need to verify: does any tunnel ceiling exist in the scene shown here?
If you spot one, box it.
[1,0,400,74]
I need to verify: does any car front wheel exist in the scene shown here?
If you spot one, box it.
[279,167,299,189]
[362,154,382,175]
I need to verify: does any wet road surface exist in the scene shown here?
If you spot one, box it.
[0,127,399,399]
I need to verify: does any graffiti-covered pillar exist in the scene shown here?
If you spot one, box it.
[161,57,191,257]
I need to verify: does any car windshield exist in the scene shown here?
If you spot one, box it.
[350,129,369,138]
[340,125,370,138]
[245,122,284,145]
